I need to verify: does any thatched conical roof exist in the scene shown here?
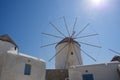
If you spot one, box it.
[0,34,18,48]
[56,37,80,47]
[111,56,120,62]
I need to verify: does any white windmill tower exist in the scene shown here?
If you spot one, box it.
[55,37,83,69]
[0,34,18,55]
[41,17,101,69]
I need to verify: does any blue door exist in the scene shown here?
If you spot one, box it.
[82,74,94,80]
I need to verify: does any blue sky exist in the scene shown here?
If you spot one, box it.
[0,0,120,68]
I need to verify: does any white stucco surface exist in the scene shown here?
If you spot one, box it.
[69,62,120,80]
[55,42,83,69]
[0,52,46,80]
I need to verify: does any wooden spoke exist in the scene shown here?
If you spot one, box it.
[79,41,102,48]
[75,23,90,37]
[109,49,120,55]
[49,43,69,62]
[75,34,99,39]
[73,44,82,65]
[49,22,66,37]
[71,17,77,37]
[42,32,63,39]
[63,16,70,37]
[81,49,96,62]
[41,42,58,48]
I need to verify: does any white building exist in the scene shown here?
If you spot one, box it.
[69,62,120,80]
[0,34,46,80]
[54,36,120,80]
[1,34,120,80]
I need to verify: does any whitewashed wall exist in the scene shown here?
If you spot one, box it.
[0,52,46,80]
[69,62,120,80]
[55,42,83,69]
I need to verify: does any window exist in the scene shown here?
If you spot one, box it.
[82,74,94,80]
[24,64,31,75]
[14,47,17,50]
[65,77,70,80]
[71,52,73,55]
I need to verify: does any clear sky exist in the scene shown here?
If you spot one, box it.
[0,0,120,69]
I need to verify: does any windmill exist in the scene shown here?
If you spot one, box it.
[41,17,101,69]
[108,49,120,62]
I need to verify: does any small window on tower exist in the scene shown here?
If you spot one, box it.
[14,47,17,50]
[24,64,31,75]
[71,52,73,55]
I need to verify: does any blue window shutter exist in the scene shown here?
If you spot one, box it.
[24,64,31,75]
[82,74,94,80]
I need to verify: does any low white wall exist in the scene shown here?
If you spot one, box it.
[0,52,46,80]
[69,62,120,80]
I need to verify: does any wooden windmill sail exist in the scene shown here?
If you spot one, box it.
[41,17,101,69]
